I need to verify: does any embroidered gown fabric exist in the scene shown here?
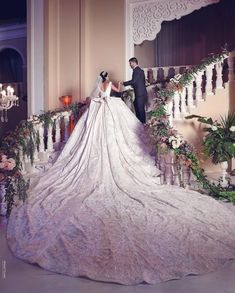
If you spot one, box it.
[7,82,235,285]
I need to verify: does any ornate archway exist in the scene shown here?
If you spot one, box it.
[125,0,220,78]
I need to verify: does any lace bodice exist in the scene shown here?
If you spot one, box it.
[98,82,112,98]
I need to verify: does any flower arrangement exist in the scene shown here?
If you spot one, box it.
[147,103,235,202]
[0,153,28,216]
[147,47,235,203]
[0,101,88,217]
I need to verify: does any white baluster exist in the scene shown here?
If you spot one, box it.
[194,71,204,104]
[53,116,62,151]
[174,66,180,75]
[165,151,174,185]
[159,154,166,184]
[19,146,26,174]
[173,158,181,186]
[220,161,228,188]
[24,155,31,174]
[180,87,188,117]
[47,123,54,152]
[33,124,39,162]
[182,165,191,188]
[38,123,47,162]
[186,82,195,111]
[205,64,214,96]
[166,100,173,127]
[143,68,148,80]
[64,112,71,142]
[215,61,224,89]
[173,91,181,120]
[55,117,61,143]
[153,68,157,82]
[161,68,165,80]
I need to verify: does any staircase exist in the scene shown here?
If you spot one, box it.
[144,50,235,181]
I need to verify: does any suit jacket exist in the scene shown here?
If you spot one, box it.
[123,66,148,98]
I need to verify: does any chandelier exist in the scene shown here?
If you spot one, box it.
[0,83,19,122]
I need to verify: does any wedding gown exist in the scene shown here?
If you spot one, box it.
[7,82,235,285]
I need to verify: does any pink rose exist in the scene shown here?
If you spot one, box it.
[5,161,15,171]
[1,155,8,162]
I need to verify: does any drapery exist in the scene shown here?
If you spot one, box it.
[155,0,235,66]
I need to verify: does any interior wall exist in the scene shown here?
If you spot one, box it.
[134,40,155,68]
[44,0,125,108]
[44,0,82,110]
[82,0,125,98]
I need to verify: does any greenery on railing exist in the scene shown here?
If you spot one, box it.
[148,101,235,203]
[148,48,235,203]
[157,46,229,100]
[0,101,88,216]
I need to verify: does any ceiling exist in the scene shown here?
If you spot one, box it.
[0,0,26,24]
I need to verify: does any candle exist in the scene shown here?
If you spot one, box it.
[10,88,14,96]
[7,86,11,96]
[1,90,6,96]
[0,84,2,91]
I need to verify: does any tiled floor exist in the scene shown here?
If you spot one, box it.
[1,203,235,293]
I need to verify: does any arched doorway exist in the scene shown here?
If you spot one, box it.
[0,48,23,82]
[0,47,27,138]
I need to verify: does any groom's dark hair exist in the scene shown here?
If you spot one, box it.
[129,57,138,64]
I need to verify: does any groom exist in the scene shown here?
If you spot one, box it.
[121,57,148,123]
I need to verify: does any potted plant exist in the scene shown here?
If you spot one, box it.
[186,113,235,186]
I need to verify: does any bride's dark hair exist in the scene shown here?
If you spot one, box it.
[100,71,108,82]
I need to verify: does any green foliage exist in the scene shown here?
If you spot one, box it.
[157,47,229,100]
[149,104,167,119]
[186,113,235,164]
[148,47,235,203]
[39,111,54,128]
[68,102,87,122]
[4,174,29,217]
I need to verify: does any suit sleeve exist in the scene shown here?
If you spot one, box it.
[123,70,139,87]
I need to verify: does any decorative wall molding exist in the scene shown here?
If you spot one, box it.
[125,0,220,78]
[132,0,220,45]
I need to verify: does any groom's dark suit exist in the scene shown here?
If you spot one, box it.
[123,66,148,123]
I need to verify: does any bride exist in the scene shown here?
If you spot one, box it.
[7,71,235,285]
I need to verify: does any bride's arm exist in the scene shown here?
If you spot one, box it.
[111,82,121,93]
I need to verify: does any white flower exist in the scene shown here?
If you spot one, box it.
[172,140,181,149]
[229,126,235,132]
[1,155,7,162]
[0,162,5,169]
[211,125,218,131]
[8,158,16,166]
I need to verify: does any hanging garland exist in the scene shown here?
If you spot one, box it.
[157,46,230,101]
[148,47,235,203]
[0,101,88,216]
